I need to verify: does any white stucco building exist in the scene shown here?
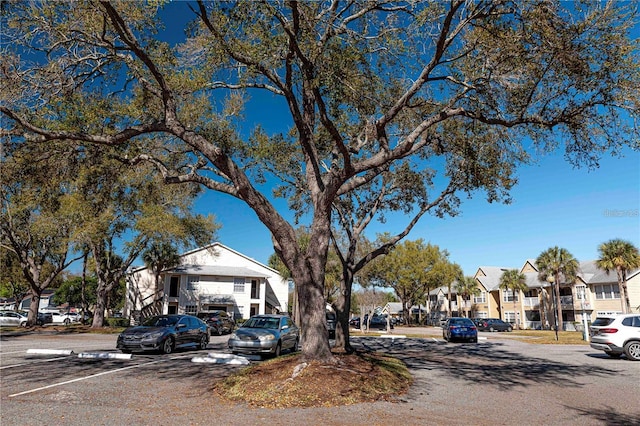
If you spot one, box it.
[124,243,289,322]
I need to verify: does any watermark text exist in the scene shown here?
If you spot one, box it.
[603,209,639,218]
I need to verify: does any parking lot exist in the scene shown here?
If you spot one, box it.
[1,330,639,425]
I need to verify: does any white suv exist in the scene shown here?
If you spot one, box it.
[590,314,640,361]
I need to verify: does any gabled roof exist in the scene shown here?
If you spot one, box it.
[578,260,640,284]
[167,264,269,278]
[523,271,545,289]
[180,242,280,273]
[129,242,278,276]
[475,266,512,291]
[383,302,403,314]
[429,285,457,296]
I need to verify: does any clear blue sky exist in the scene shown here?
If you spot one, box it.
[161,3,639,276]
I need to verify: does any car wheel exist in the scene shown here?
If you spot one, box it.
[507,326,513,332]
[273,341,282,357]
[63,318,70,325]
[20,321,27,327]
[161,337,174,354]
[472,337,478,343]
[623,341,640,361]
[292,338,299,352]
[199,334,209,350]
[489,327,495,332]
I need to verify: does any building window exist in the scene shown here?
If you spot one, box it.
[234,277,245,293]
[575,285,586,300]
[184,305,197,314]
[504,312,516,323]
[169,276,179,297]
[594,284,620,300]
[503,290,518,303]
[474,292,486,304]
[251,279,260,299]
[187,276,199,291]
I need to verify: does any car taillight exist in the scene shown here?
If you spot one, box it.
[599,328,618,334]
[470,326,477,330]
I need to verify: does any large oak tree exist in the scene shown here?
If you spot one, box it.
[2,1,638,361]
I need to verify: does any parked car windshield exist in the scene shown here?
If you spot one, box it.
[243,317,280,329]
[143,316,178,327]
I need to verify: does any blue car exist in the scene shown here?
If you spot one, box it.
[443,317,478,343]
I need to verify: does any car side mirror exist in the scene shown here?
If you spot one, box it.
[281,325,289,330]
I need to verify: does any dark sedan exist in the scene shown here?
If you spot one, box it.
[363,315,394,331]
[443,317,478,343]
[474,318,513,332]
[197,310,235,335]
[117,314,209,354]
[349,317,361,329]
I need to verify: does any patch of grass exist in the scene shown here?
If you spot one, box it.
[510,330,590,345]
[215,351,412,408]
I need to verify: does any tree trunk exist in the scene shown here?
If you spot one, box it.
[295,271,334,362]
[554,274,563,331]
[333,291,352,353]
[284,233,335,362]
[334,267,354,353]
[92,282,108,328]
[617,267,629,314]
[27,290,42,327]
[539,289,546,330]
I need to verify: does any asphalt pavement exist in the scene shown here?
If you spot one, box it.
[1,328,638,425]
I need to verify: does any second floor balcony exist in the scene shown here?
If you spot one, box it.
[523,297,540,308]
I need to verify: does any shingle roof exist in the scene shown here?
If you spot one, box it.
[476,266,513,291]
[578,260,640,284]
[167,264,270,278]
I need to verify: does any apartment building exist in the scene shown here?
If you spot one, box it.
[419,259,638,330]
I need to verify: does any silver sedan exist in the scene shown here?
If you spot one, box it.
[228,314,299,357]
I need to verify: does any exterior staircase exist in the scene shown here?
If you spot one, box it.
[132,290,163,325]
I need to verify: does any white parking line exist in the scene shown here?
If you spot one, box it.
[0,356,69,370]
[8,359,163,398]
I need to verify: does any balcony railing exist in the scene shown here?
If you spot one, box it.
[523,297,540,308]
[559,295,574,308]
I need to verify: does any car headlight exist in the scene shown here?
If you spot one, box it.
[258,334,276,341]
[145,331,165,339]
[229,333,237,339]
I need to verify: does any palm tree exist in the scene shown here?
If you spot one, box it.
[596,239,640,314]
[536,247,579,332]
[499,269,527,329]
[142,242,182,298]
[455,276,481,318]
